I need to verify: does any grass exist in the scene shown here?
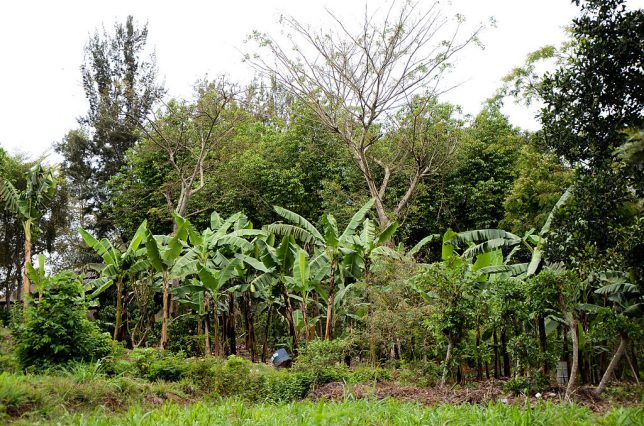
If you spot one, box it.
[18,399,643,426]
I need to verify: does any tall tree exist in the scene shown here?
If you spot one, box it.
[249,1,482,226]
[56,16,164,236]
[0,164,59,303]
[541,0,643,273]
[131,79,241,234]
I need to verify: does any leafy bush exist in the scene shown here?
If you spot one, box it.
[293,338,351,384]
[348,366,392,384]
[399,360,441,387]
[262,369,313,402]
[0,328,18,373]
[13,272,112,370]
[167,314,203,356]
[208,355,264,398]
[504,373,550,396]
[186,357,224,393]
[130,348,188,382]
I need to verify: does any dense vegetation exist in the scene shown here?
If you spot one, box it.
[0,0,641,423]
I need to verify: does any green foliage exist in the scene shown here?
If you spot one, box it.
[57,16,163,236]
[261,369,314,402]
[129,348,188,382]
[502,143,572,234]
[296,338,349,369]
[503,373,550,396]
[398,360,441,388]
[13,272,111,370]
[0,328,19,374]
[30,399,643,426]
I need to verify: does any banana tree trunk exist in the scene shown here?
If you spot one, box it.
[113,278,124,341]
[324,258,337,340]
[301,300,310,341]
[22,226,32,304]
[282,288,297,350]
[160,271,169,350]
[204,292,212,356]
[213,297,220,356]
[261,305,273,363]
[595,333,628,396]
[244,293,257,362]
[228,293,236,355]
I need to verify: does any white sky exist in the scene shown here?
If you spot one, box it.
[0,0,633,161]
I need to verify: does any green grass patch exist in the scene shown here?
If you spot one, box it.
[24,399,644,426]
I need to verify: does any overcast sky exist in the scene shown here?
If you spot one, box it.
[0,0,634,161]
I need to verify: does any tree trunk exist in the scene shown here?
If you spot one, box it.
[501,329,511,377]
[22,228,31,304]
[565,314,579,399]
[301,300,310,341]
[595,334,628,396]
[476,317,482,380]
[204,292,211,356]
[159,271,169,350]
[630,346,639,382]
[441,338,453,386]
[228,293,236,355]
[113,279,124,341]
[312,293,321,338]
[324,259,337,340]
[261,305,273,363]
[4,261,13,310]
[213,298,220,356]
[282,288,297,350]
[562,325,570,367]
[538,315,548,374]
[493,327,499,379]
[245,293,257,362]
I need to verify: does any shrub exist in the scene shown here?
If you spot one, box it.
[186,357,223,393]
[504,373,550,396]
[262,370,313,402]
[208,355,263,398]
[0,328,18,373]
[399,360,441,388]
[294,338,351,384]
[296,338,349,367]
[13,272,112,370]
[130,348,188,382]
[348,366,392,384]
[168,314,202,356]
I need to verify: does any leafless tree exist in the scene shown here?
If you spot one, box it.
[135,78,242,230]
[248,0,483,226]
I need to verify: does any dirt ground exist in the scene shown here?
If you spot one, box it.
[308,380,643,413]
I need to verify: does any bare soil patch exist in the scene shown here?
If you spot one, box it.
[308,380,643,412]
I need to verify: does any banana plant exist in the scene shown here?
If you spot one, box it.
[266,198,376,339]
[170,211,267,355]
[444,186,574,278]
[284,248,328,341]
[144,213,189,350]
[78,221,149,341]
[0,164,58,303]
[255,234,300,348]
